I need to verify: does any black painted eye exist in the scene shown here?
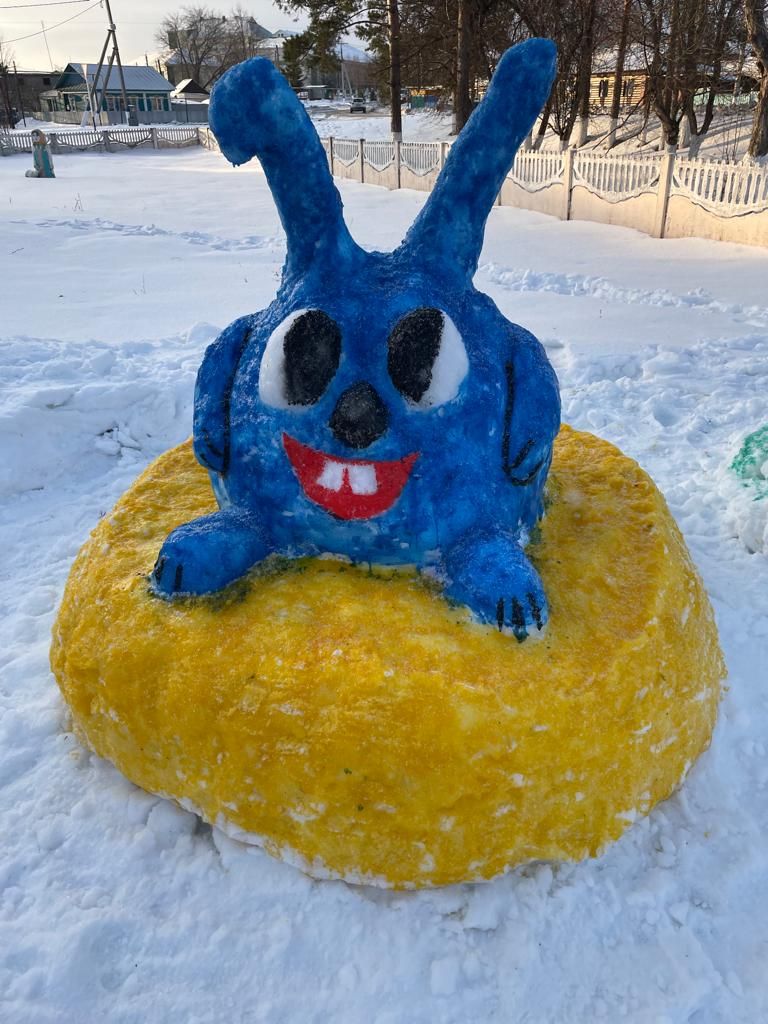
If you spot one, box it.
[259,309,341,408]
[387,307,468,409]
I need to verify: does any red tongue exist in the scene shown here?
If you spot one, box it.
[282,433,418,521]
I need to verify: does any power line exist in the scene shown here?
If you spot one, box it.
[2,0,100,43]
[0,1,90,9]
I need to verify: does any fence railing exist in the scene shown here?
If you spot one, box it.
[5,124,767,246]
[1,125,202,156]
[509,150,564,191]
[400,140,443,176]
[671,156,768,214]
[571,151,662,202]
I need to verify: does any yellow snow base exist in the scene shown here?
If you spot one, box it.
[51,427,724,888]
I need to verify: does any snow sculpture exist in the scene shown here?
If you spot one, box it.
[25,129,55,179]
[51,38,726,889]
[151,39,561,640]
[731,425,768,500]
[51,428,725,887]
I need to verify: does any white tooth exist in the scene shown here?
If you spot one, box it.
[347,464,378,495]
[317,460,344,491]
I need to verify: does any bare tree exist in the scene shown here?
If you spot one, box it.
[638,0,742,151]
[573,0,599,145]
[684,0,742,156]
[510,0,606,148]
[745,0,768,157]
[607,0,633,147]
[156,6,232,87]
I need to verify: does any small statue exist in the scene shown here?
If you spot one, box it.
[25,129,55,179]
[153,39,561,640]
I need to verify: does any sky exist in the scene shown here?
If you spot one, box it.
[1,0,306,71]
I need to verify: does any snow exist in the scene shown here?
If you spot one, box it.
[309,105,756,161]
[1,148,767,1022]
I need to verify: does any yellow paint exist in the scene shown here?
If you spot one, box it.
[51,427,725,887]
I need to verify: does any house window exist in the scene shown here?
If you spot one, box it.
[623,79,635,100]
[598,78,609,102]
[150,96,167,111]
[43,77,51,87]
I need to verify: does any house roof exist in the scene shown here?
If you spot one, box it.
[55,63,173,93]
[592,45,649,75]
[171,78,209,97]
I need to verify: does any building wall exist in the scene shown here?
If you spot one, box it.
[1,71,55,125]
[589,72,648,109]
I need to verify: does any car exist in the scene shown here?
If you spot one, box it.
[349,98,367,113]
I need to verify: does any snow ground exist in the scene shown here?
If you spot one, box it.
[1,149,767,1023]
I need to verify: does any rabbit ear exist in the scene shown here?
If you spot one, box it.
[210,58,363,280]
[396,39,557,281]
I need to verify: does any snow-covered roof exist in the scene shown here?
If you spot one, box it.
[336,41,371,63]
[170,78,209,98]
[56,63,173,93]
[592,44,760,82]
[253,36,371,63]
[592,44,649,75]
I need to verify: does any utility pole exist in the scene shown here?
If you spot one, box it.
[89,0,130,128]
[41,21,54,73]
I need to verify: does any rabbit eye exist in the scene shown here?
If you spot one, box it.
[388,308,468,409]
[259,309,342,408]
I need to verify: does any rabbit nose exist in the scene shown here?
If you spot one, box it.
[329,382,389,449]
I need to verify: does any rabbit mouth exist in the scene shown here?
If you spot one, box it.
[282,434,418,521]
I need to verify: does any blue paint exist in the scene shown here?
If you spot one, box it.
[154,39,561,638]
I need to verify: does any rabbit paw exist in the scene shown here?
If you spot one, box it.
[443,532,548,642]
[152,509,268,597]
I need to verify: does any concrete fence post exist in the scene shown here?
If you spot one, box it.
[151,127,159,150]
[562,147,575,221]
[329,137,335,176]
[101,130,111,154]
[49,132,59,155]
[394,139,401,189]
[652,149,676,238]
[440,141,448,169]
[359,139,365,183]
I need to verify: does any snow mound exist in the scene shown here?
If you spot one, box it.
[0,327,215,500]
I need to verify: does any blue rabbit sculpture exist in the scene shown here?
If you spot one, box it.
[153,38,561,640]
